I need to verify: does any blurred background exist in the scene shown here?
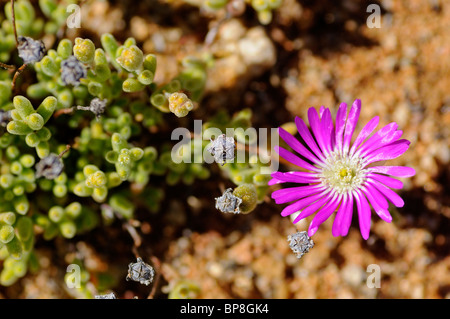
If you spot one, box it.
[0,0,449,298]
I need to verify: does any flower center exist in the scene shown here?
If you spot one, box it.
[319,151,367,194]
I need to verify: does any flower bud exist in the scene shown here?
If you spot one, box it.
[74,38,95,64]
[116,45,144,72]
[168,92,194,118]
[85,170,107,188]
[232,183,258,214]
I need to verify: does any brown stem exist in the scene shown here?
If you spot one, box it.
[123,221,142,248]
[0,61,15,70]
[147,256,161,299]
[131,245,139,259]
[11,63,27,91]
[53,107,75,118]
[11,0,18,45]
[58,144,71,159]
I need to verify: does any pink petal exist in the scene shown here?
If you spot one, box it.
[319,106,326,117]
[342,99,361,154]
[340,194,354,236]
[335,103,347,153]
[363,139,411,165]
[320,108,334,154]
[269,171,319,185]
[281,191,330,217]
[275,146,321,172]
[308,193,342,236]
[368,173,403,189]
[272,184,325,204]
[349,116,379,156]
[367,166,416,177]
[355,122,398,157]
[278,127,322,165]
[308,107,329,156]
[292,193,332,223]
[268,177,284,185]
[354,190,371,240]
[362,184,392,223]
[272,184,323,199]
[295,117,326,162]
[332,193,348,237]
[359,130,403,157]
[369,180,405,208]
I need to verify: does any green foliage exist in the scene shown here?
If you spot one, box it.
[0,0,273,290]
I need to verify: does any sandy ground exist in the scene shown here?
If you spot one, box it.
[0,0,448,299]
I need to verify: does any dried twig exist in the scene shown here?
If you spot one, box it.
[58,144,71,159]
[11,0,18,45]
[54,107,75,118]
[147,256,161,299]
[0,61,15,70]
[11,63,26,91]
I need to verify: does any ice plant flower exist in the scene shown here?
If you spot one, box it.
[270,99,415,240]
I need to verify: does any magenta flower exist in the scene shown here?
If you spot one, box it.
[270,99,415,240]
